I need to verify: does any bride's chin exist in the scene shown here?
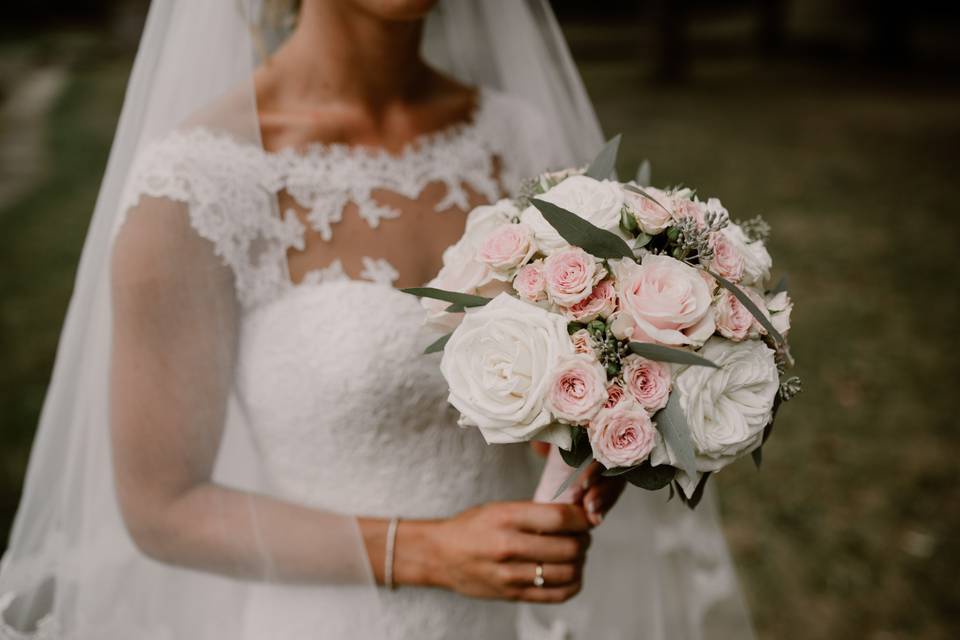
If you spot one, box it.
[337,0,440,21]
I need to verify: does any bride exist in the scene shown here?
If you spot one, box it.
[0,1,754,638]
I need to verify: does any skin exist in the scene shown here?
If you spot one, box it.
[110,0,625,604]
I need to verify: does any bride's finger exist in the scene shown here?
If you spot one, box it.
[500,532,591,563]
[583,477,627,525]
[499,562,580,587]
[502,502,591,533]
[514,583,583,604]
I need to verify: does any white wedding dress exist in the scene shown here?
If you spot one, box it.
[0,3,756,638]
[118,88,547,640]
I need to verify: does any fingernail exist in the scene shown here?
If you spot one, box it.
[581,478,591,491]
[586,499,597,515]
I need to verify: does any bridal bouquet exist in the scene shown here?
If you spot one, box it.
[404,137,800,508]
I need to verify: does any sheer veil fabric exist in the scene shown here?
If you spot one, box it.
[0,1,754,638]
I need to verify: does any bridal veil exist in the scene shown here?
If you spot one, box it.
[0,1,753,638]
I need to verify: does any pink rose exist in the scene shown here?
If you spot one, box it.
[588,403,658,468]
[608,255,716,346]
[671,197,706,226]
[513,260,547,302]
[621,354,672,414]
[478,223,535,273]
[566,278,617,322]
[543,247,602,306]
[545,353,608,424]
[714,288,768,341]
[623,188,672,234]
[708,232,745,283]
[570,328,595,356]
[603,381,627,409]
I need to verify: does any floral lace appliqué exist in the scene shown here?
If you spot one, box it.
[116,89,543,310]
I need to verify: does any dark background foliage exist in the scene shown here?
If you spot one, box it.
[1,2,958,638]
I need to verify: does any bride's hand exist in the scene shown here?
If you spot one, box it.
[578,462,627,526]
[401,502,591,603]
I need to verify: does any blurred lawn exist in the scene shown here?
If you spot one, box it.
[1,24,958,640]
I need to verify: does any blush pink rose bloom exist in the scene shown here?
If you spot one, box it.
[513,260,547,302]
[477,223,535,274]
[708,232,745,283]
[570,328,595,356]
[545,353,608,424]
[566,278,617,322]
[714,288,769,341]
[603,381,627,409]
[621,354,672,414]
[608,255,716,346]
[588,403,658,468]
[543,247,602,306]
[671,197,706,226]
[623,188,672,234]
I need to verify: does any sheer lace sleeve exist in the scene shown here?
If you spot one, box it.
[108,138,380,589]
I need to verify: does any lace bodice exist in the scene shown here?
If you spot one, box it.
[117,87,548,309]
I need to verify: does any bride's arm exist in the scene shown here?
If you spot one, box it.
[109,197,590,601]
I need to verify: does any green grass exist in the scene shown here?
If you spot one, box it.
[584,57,960,639]
[1,35,957,640]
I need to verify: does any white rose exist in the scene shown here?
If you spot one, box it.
[765,290,793,336]
[520,175,625,254]
[441,293,575,449]
[651,338,779,497]
[722,224,772,286]
[421,242,495,332]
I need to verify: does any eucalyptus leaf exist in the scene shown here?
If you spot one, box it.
[653,392,698,478]
[751,446,763,469]
[634,232,653,249]
[531,199,634,260]
[401,287,491,308]
[620,207,639,235]
[624,462,677,490]
[635,159,652,187]
[771,273,789,295]
[552,454,594,501]
[600,466,634,477]
[559,427,592,467]
[628,342,718,368]
[706,270,785,345]
[445,303,466,313]
[423,333,451,354]
[585,134,622,181]
[683,472,712,510]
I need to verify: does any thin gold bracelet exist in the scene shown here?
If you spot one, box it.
[385,517,400,590]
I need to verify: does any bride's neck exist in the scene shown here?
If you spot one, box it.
[275,3,431,109]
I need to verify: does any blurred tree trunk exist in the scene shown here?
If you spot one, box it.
[653,0,690,82]
[868,3,913,67]
[756,0,787,52]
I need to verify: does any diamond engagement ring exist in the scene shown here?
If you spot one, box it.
[533,563,545,588]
